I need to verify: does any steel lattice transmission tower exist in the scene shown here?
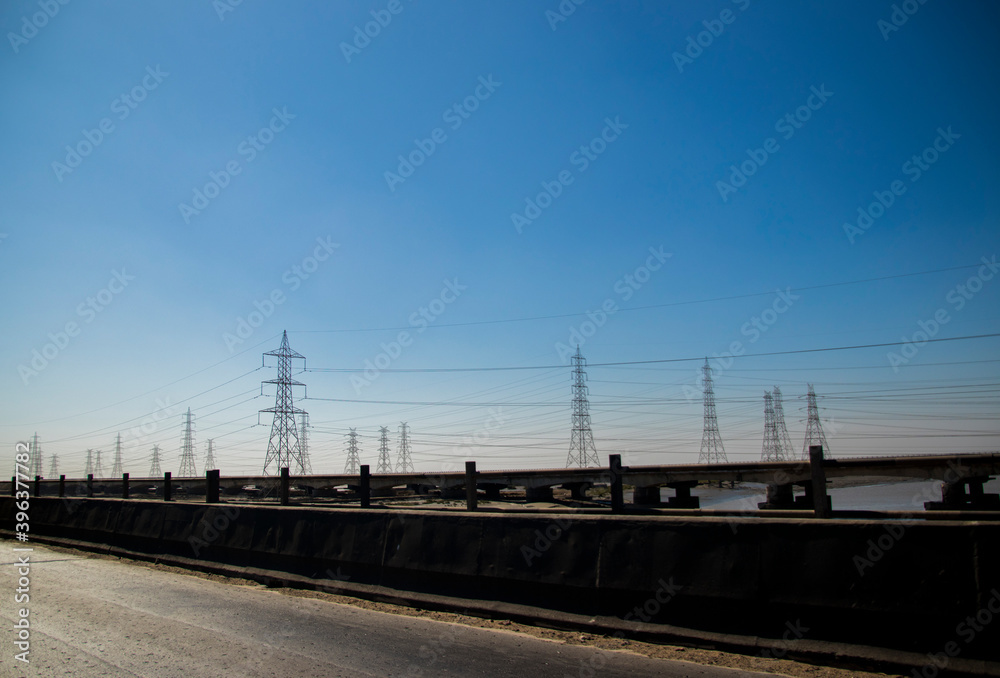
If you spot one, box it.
[395,423,414,473]
[376,426,393,474]
[698,359,728,464]
[772,386,795,460]
[85,449,94,477]
[802,384,831,459]
[565,346,600,468]
[112,433,124,477]
[28,433,42,478]
[205,439,216,472]
[149,445,162,476]
[298,413,313,475]
[344,429,362,475]
[261,331,307,476]
[178,408,198,477]
[48,454,59,477]
[761,391,782,461]
[94,449,105,478]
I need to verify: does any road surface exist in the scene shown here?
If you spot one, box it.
[1,541,779,677]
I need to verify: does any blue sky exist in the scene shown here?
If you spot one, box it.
[2,0,998,476]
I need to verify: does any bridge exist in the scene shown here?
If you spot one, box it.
[9,449,1000,514]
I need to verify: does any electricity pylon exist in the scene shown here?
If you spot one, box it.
[112,433,124,477]
[28,433,42,478]
[344,429,362,474]
[94,449,105,478]
[761,391,782,461]
[261,331,306,475]
[565,346,599,468]
[772,386,795,460]
[149,445,162,476]
[698,358,728,464]
[85,449,94,476]
[376,426,393,474]
[802,384,831,459]
[48,455,59,477]
[298,413,313,475]
[396,423,413,473]
[205,439,216,471]
[178,408,198,477]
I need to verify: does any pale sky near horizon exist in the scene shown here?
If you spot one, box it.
[2,0,998,476]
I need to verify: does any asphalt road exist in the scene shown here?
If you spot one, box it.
[0,541,777,678]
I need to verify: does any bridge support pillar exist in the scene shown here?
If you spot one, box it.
[525,486,554,502]
[561,482,591,500]
[480,484,504,500]
[439,485,465,500]
[666,482,700,509]
[633,486,661,505]
[925,476,1000,511]
[758,483,795,510]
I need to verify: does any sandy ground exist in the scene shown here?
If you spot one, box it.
[35,543,902,678]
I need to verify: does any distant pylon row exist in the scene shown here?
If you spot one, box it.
[341,423,415,474]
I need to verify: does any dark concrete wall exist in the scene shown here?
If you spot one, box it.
[3,497,998,662]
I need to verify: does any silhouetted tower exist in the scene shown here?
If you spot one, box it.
[205,439,216,471]
[376,426,393,474]
[112,433,124,477]
[396,422,413,473]
[149,445,162,476]
[772,386,795,460]
[344,429,362,474]
[48,454,59,477]
[94,449,105,478]
[178,408,198,477]
[261,331,306,475]
[802,384,831,459]
[85,449,94,476]
[761,391,782,462]
[565,346,599,468]
[698,359,728,464]
[298,413,313,475]
[28,433,42,478]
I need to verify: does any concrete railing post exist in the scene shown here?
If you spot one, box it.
[164,472,172,502]
[280,467,290,506]
[34,475,41,498]
[609,454,624,513]
[87,474,94,498]
[59,475,66,497]
[122,473,130,499]
[359,465,371,508]
[465,461,478,511]
[206,469,220,504]
[10,478,14,497]
[809,445,831,519]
